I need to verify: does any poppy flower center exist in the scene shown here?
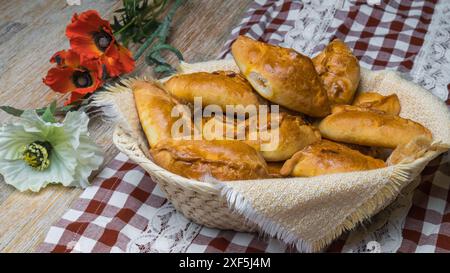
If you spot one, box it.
[72,70,93,88]
[93,31,112,52]
[22,141,52,171]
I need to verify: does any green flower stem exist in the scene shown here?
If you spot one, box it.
[157,0,182,42]
[113,17,136,36]
[133,0,183,61]
[133,28,160,60]
[1,103,76,118]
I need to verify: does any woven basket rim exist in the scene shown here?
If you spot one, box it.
[104,60,450,252]
[108,63,450,191]
[112,123,445,190]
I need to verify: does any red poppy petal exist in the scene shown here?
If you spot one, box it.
[64,50,82,67]
[80,10,112,33]
[101,44,134,77]
[117,45,135,74]
[69,36,103,59]
[80,58,104,79]
[50,50,68,65]
[66,10,112,39]
[101,56,121,77]
[104,41,119,59]
[65,91,86,106]
[43,67,77,94]
[66,10,114,59]
[101,43,121,77]
[50,49,81,68]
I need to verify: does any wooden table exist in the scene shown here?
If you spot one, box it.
[0,0,252,252]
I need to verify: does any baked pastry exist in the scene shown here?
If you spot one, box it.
[353,92,401,115]
[163,71,261,113]
[312,39,360,105]
[267,162,284,178]
[386,136,432,165]
[231,35,330,117]
[150,139,270,181]
[338,142,386,159]
[133,80,192,147]
[255,113,322,161]
[280,140,385,177]
[202,112,322,161]
[330,104,385,114]
[318,105,432,148]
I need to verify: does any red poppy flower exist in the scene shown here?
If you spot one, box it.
[66,10,135,77]
[50,49,80,67]
[43,49,103,105]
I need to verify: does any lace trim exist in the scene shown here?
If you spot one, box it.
[126,201,202,253]
[410,0,450,101]
[341,177,420,253]
[281,0,448,252]
[281,0,345,57]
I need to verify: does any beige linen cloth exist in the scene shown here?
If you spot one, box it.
[93,59,450,252]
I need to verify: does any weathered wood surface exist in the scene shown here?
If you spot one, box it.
[0,0,252,252]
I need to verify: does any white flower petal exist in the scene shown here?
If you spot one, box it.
[0,110,103,192]
[0,159,68,192]
[21,110,62,131]
[51,143,78,185]
[0,123,39,160]
[0,143,78,192]
[71,135,104,188]
[20,111,71,146]
[62,111,90,149]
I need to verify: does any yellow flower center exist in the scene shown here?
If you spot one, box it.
[22,141,52,171]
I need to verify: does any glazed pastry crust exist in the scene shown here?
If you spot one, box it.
[338,142,386,159]
[256,114,322,161]
[318,106,432,148]
[387,136,432,165]
[280,140,385,177]
[231,35,330,117]
[312,39,360,105]
[267,162,284,178]
[353,92,401,115]
[133,80,189,147]
[202,112,322,161]
[150,139,270,181]
[163,71,261,111]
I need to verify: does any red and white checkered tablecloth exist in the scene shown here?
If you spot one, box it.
[38,0,450,253]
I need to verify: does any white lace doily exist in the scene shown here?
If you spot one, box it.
[126,201,202,253]
[281,0,449,253]
[122,0,449,254]
[282,0,346,57]
[409,0,450,101]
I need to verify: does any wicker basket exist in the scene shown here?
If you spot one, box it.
[113,125,257,232]
[106,59,450,242]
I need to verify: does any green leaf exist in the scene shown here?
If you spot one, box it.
[49,100,57,114]
[55,105,75,115]
[146,51,165,65]
[1,102,75,120]
[114,0,182,77]
[40,100,58,123]
[0,106,24,117]
[152,43,184,60]
[154,63,175,75]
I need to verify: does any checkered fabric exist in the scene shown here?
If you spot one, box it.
[38,153,295,253]
[219,0,301,58]
[331,0,437,72]
[39,0,450,253]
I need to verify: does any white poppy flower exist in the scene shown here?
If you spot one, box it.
[0,110,103,192]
